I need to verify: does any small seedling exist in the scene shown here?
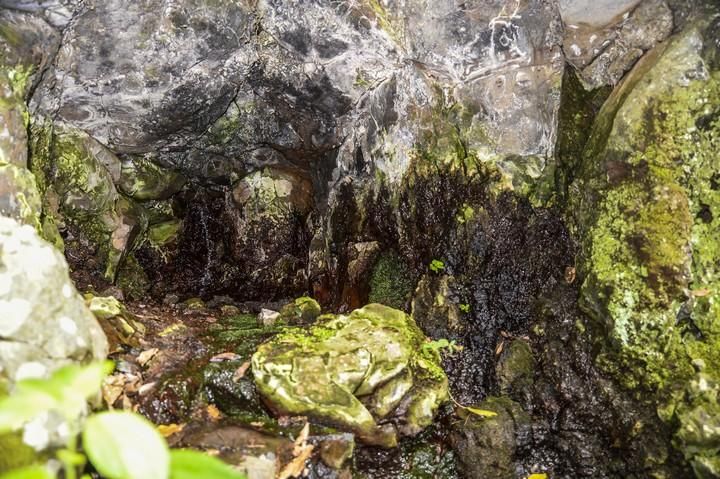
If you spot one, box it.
[429,259,445,273]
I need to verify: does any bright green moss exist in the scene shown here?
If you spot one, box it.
[573,23,720,471]
[6,65,32,98]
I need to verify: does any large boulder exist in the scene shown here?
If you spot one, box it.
[570,11,720,474]
[0,216,108,385]
[0,216,108,464]
[251,304,449,447]
[29,0,565,190]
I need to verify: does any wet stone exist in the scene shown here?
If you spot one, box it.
[252,304,449,447]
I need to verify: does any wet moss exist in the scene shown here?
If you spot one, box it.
[554,66,612,204]
[116,254,151,300]
[207,313,285,356]
[369,252,415,310]
[571,22,720,471]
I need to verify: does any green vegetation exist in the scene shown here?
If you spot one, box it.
[429,259,445,273]
[0,362,246,479]
[570,25,720,472]
[368,252,415,310]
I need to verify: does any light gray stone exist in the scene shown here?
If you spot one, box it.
[0,216,108,385]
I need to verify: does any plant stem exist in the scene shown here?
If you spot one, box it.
[64,426,78,479]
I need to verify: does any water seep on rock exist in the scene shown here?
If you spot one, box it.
[251,304,449,447]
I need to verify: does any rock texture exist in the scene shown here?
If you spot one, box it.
[571,11,720,475]
[0,216,107,384]
[1,0,718,477]
[252,304,448,447]
[561,0,673,88]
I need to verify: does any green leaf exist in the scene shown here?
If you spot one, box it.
[429,259,445,273]
[0,390,58,433]
[0,361,115,431]
[0,466,53,479]
[83,411,169,479]
[465,407,498,418]
[170,450,247,479]
[57,449,87,467]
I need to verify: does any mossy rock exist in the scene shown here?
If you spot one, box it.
[119,156,186,201]
[569,17,720,472]
[449,396,533,479]
[252,304,449,447]
[279,296,321,325]
[368,252,415,310]
[495,339,535,399]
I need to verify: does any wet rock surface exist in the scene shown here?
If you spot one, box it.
[1,0,719,477]
[252,304,449,448]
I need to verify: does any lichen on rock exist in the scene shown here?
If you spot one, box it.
[570,15,720,472]
[251,303,449,447]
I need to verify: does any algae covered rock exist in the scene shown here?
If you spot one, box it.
[251,304,449,447]
[0,162,41,227]
[0,217,108,386]
[449,396,534,479]
[86,295,145,352]
[119,157,186,201]
[32,123,151,282]
[570,12,720,473]
[278,296,321,325]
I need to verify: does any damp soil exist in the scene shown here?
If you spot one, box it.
[96,279,689,479]
[102,298,460,478]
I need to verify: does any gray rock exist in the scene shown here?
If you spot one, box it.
[257,308,280,327]
[0,1,78,28]
[562,0,673,88]
[0,216,108,385]
[449,396,535,479]
[30,0,564,188]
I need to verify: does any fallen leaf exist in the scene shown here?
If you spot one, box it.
[250,422,264,427]
[122,395,133,410]
[692,288,712,297]
[137,348,159,367]
[278,423,314,479]
[207,404,222,420]
[102,375,126,407]
[232,361,251,382]
[157,423,185,438]
[495,340,504,357]
[527,474,548,479]
[465,407,498,418]
[205,449,220,456]
[294,423,310,455]
[564,266,576,284]
[210,352,242,362]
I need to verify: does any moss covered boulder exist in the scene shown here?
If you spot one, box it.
[570,13,720,474]
[251,304,449,447]
[119,156,186,201]
[31,122,151,283]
